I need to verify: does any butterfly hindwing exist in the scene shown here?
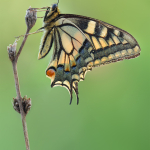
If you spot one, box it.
[44,18,94,104]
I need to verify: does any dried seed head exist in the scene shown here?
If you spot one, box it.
[7,40,18,61]
[25,6,37,31]
[13,96,31,115]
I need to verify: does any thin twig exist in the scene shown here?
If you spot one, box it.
[12,61,30,150]
[16,29,29,61]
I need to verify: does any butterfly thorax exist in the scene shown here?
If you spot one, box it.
[43,4,60,30]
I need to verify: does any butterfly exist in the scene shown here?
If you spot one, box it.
[38,1,141,104]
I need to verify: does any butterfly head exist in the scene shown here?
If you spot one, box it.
[44,3,60,24]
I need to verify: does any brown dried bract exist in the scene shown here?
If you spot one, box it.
[13,96,31,115]
[25,7,37,31]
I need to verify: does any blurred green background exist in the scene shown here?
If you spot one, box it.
[0,0,150,149]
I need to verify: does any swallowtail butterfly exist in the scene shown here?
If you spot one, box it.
[38,2,141,104]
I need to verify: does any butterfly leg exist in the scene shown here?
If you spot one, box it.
[37,16,44,18]
[15,30,43,38]
[29,7,50,12]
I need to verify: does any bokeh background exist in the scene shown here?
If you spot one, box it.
[0,0,150,149]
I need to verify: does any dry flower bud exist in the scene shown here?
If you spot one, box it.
[25,6,37,31]
[7,41,17,61]
[13,96,31,115]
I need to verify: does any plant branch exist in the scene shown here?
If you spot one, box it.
[12,61,30,150]
[7,7,37,150]
[16,29,30,62]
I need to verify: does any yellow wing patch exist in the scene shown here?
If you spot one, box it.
[92,36,101,50]
[84,21,96,34]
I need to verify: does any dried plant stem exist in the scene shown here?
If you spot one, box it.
[12,29,30,150]
[9,29,31,150]
[16,29,29,61]
[8,7,37,150]
[12,60,30,150]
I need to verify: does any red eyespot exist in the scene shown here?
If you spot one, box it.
[46,69,55,78]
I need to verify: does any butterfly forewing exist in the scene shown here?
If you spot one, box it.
[61,14,141,66]
[38,28,54,59]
